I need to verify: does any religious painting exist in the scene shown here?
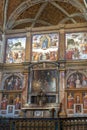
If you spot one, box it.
[67,72,87,89]
[74,104,83,114]
[66,32,87,60]
[1,94,8,110]
[7,105,15,115]
[14,94,21,109]
[74,94,81,104]
[83,93,87,109]
[32,69,58,92]
[67,92,74,109]
[5,37,26,63]
[32,33,59,61]
[3,75,22,90]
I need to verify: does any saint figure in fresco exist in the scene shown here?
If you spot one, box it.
[41,36,48,49]
[68,75,75,88]
[83,93,87,108]
[75,75,81,88]
[82,75,87,87]
[1,95,8,110]
[76,95,80,103]
[14,95,21,109]
[67,93,74,109]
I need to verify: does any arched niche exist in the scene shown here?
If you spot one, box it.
[2,73,23,91]
[66,71,87,89]
[27,61,60,105]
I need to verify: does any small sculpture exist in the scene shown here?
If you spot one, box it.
[37,89,46,106]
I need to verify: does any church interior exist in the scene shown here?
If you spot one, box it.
[0,0,87,122]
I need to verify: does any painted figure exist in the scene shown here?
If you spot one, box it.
[83,93,87,108]
[75,75,81,88]
[76,95,80,103]
[42,36,48,49]
[1,95,8,109]
[67,93,74,109]
[14,95,21,109]
[82,76,87,87]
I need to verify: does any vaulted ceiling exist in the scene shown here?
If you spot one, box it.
[0,0,87,32]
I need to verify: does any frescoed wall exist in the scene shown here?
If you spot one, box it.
[67,72,87,89]
[5,37,26,63]
[66,32,87,60]
[0,24,87,118]
[32,33,59,61]
[66,71,87,116]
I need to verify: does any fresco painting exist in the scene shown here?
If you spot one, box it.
[67,72,87,89]
[6,37,26,63]
[4,75,22,90]
[66,32,87,60]
[32,33,59,61]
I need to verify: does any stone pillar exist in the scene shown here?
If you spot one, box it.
[59,28,65,60]
[22,72,28,105]
[59,70,67,117]
[25,32,31,62]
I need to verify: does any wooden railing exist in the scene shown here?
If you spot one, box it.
[0,117,87,130]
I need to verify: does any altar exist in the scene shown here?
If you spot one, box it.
[22,103,60,118]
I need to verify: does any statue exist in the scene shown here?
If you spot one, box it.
[37,89,46,106]
[75,75,81,88]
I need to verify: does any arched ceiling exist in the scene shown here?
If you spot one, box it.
[0,0,87,32]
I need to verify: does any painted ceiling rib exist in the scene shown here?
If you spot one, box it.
[50,1,77,24]
[59,13,86,24]
[3,0,9,31]
[31,2,48,28]
[12,19,52,29]
[6,0,46,29]
[69,0,87,21]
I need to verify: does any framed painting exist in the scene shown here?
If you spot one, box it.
[4,75,22,90]
[5,37,26,63]
[7,105,15,115]
[32,69,58,92]
[74,104,83,114]
[67,72,87,89]
[65,32,87,60]
[32,33,59,62]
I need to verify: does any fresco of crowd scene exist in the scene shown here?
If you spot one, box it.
[66,32,87,60]
[6,37,26,63]
[4,75,22,90]
[32,33,59,61]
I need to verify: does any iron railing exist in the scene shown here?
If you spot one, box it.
[0,117,87,130]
